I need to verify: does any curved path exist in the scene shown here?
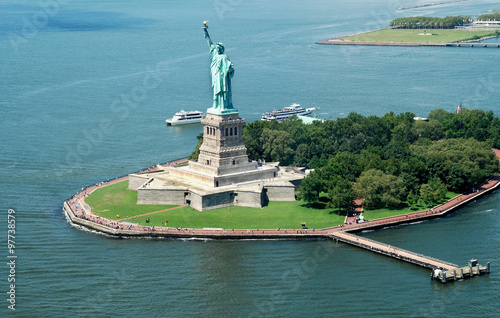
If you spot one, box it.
[64,151,500,239]
[120,205,188,221]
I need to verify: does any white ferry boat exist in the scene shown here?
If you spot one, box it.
[261,103,316,122]
[166,110,205,126]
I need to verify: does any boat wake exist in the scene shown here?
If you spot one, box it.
[472,209,494,214]
[381,220,427,230]
[18,53,204,99]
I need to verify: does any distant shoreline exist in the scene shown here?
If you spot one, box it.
[397,0,469,12]
[317,28,500,47]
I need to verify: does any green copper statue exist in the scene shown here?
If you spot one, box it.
[202,21,236,114]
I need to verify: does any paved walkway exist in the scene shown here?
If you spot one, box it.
[119,205,188,220]
[64,150,500,239]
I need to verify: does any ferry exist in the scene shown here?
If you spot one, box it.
[166,110,205,126]
[261,103,316,122]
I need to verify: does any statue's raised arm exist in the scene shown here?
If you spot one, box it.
[202,21,213,48]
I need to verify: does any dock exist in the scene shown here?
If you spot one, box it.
[431,260,490,283]
[330,231,490,283]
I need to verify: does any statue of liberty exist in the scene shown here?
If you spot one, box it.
[202,21,236,113]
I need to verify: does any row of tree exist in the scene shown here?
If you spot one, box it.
[189,108,500,211]
[389,16,471,29]
[298,137,498,211]
[477,13,500,21]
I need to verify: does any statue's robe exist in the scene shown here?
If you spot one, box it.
[210,45,234,109]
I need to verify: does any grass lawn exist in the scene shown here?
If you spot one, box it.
[85,180,346,229]
[86,180,460,229]
[343,28,497,43]
[362,191,458,220]
[85,180,178,220]
[128,202,345,229]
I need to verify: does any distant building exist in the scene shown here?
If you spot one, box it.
[472,20,500,27]
[297,115,324,124]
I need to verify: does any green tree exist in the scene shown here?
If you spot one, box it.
[293,143,312,167]
[383,141,410,159]
[189,133,204,159]
[260,128,294,164]
[298,170,323,203]
[326,152,362,182]
[429,177,447,203]
[488,117,500,148]
[419,178,447,204]
[390,16,469,29]
[413,120,445,141]
[419,183,434,204]
[411,138,499,192]
[354,169,404,208]
[380,174,404,207]
[326,177,354,212]
[406,191,419,206]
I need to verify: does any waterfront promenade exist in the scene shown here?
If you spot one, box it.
[318,39,500,48]
[63,150,500,240]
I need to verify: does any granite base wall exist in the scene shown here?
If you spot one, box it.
[217,161,258,175]
[189,192,204,211]
[137,188,187,205]
[188,160,219,175]
[170,165,277,188]
[215,168,277,187]
[169,167,216,187]
[189,160,258,175]
[203,192,234,210]
[189,189,263,211]
[234,190,263,209]
[265,185,296,201]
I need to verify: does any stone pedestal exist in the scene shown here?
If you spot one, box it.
[167,111,278,188]
[194,112,252,173]
[132,110,303,210]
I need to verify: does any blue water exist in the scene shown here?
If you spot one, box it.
[1,0,499,316]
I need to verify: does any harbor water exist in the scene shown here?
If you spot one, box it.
[1,0,499,316]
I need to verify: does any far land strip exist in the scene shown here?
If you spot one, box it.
[397,0,469,12]
[318,12,500,47]
[318,28,500,47]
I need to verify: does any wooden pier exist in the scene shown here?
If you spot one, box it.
[330,232,490,283]
[330,232,458,270]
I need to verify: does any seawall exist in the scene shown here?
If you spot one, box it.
[63,175,500,240]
